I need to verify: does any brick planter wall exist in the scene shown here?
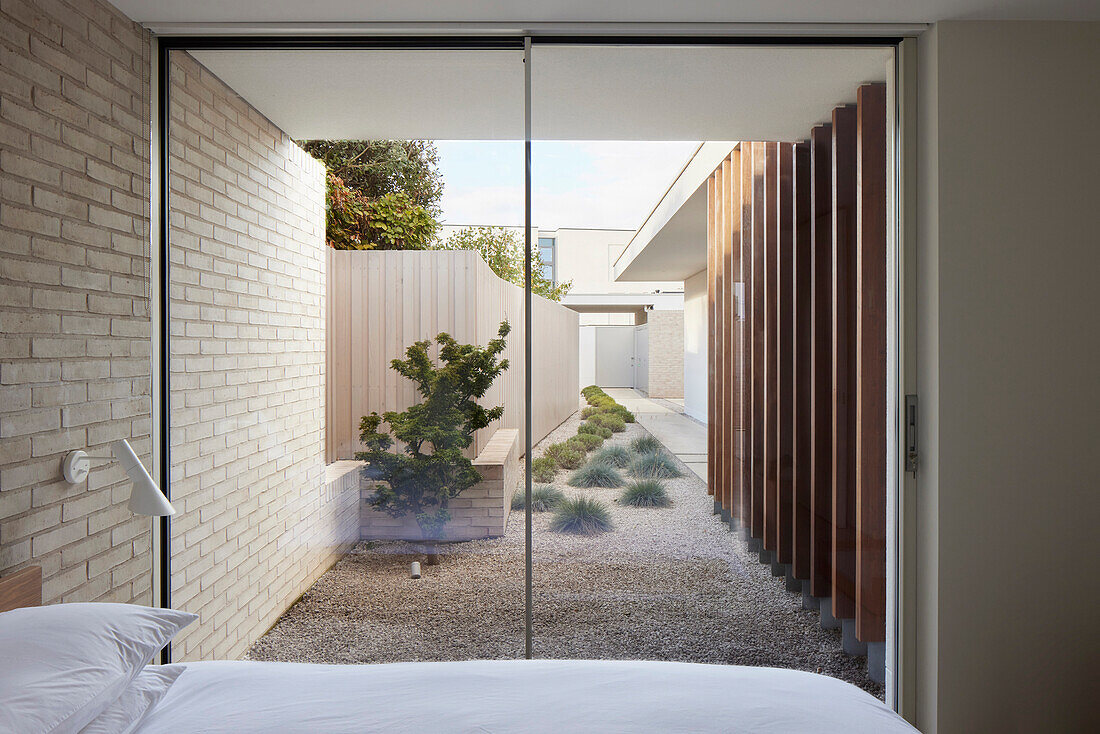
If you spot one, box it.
[360,428,520,542]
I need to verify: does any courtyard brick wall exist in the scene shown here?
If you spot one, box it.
[0,0,154,605]
[647,310,685,399]
[167,52,355,661]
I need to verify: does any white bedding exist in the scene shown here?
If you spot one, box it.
[137,659,917,733]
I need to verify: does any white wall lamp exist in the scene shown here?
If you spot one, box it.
[62,440,175,517]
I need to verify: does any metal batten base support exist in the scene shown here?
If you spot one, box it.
[784,567,802,593]
[866,642,886,684]
[841,619,867,656]
[801,580,820,610]
[819,598,841,629]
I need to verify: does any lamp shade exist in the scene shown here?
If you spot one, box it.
[111,440,175,517]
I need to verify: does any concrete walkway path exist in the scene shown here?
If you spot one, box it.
[603,388,708,481]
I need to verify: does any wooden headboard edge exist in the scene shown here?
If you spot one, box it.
[0,565,43,613]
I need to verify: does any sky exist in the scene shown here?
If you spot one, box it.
[435,140,699,231]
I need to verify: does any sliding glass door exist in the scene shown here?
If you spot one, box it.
[161,35,901,707]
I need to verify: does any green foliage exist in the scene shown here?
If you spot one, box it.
[566,436,593,455]
[512,485,565,512]
[630,435,662,455]
[596,426,613,439]
[545,443,585,470]
[630,451,683,480]
[299,140,443,212]
[356,321,510,538]
[601,405,635,423]
[531,456,558,483]
[581,406,600,419]
[577,422,601,435]
[591,445,631,468]
[589,413,626,433]
[434,227,571,301]
[573,432,604,451]
[325,177,439,251]
[567,461,624,488]
[548,496,613,535]
[620,479,672,508]
[581,385,605,400]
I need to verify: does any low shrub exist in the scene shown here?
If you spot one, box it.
[630,451,683,479]
[604,405,635,423]
[548,496,613,535]
[513,485,566,512]
[595,426,613,439]
[581,406,601,419]
[573,432,604,451]
[620,479,672,508]
[591,445,631,468]
[630,435,662,455]
[566,436,593,454]
[545,442,585,469]
[568,461,624,488]
[531,456,558,482]
[577,422,603,436]
[590,413,626,433]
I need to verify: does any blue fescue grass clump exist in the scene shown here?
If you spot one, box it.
[567,461,624,488]
[548,496,613,535]
[630,434,662,455]
[630,451,683,479]
[620,479,672,508]
[590,444,631,468]
[512,485,566,512]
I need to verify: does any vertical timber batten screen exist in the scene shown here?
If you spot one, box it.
[705,77,888,650]
[325,249,579,465]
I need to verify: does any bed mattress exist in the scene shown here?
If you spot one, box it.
[136,659,916,733]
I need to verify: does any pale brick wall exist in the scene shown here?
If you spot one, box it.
[0,0,153,605]
[360,428,520,541]
[167,52,350,661]
[647,310,685,399]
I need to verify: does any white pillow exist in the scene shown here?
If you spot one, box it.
[78,665,186,734]
[0,603,196,734]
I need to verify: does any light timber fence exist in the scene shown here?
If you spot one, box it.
[705,84,888,673]
[325,249,580,464]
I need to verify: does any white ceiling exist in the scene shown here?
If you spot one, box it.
[114,0,1100,24]
[190,45,892,141]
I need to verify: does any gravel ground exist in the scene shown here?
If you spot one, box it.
[247,410,883,699]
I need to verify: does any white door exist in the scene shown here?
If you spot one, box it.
[594,326,635,387]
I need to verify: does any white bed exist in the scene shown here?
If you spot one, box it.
[0,575,917,734]
[136,659,916,734]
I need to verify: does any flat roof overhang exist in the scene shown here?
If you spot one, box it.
[613,142,733,282]
[561,292,684,315]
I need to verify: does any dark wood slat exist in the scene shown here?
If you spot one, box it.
[793,140,813,581]
[706,172,717,497]
[727,151,743,522]
[831,105,858,621]
[750,142,767,540]
[856,83,888,643]
[739,144,755,527]
[810,124,834,598]
[764,142,779,552]
[777,143,796,565]
[715,166,727,507]
[720,158,732,514]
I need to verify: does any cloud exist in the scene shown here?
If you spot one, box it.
[437,141,698,230]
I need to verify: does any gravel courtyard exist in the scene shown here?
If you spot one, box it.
[246,410,883,698]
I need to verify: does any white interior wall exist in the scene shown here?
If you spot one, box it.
[914,20,1100,733]
[682,269,708,422]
